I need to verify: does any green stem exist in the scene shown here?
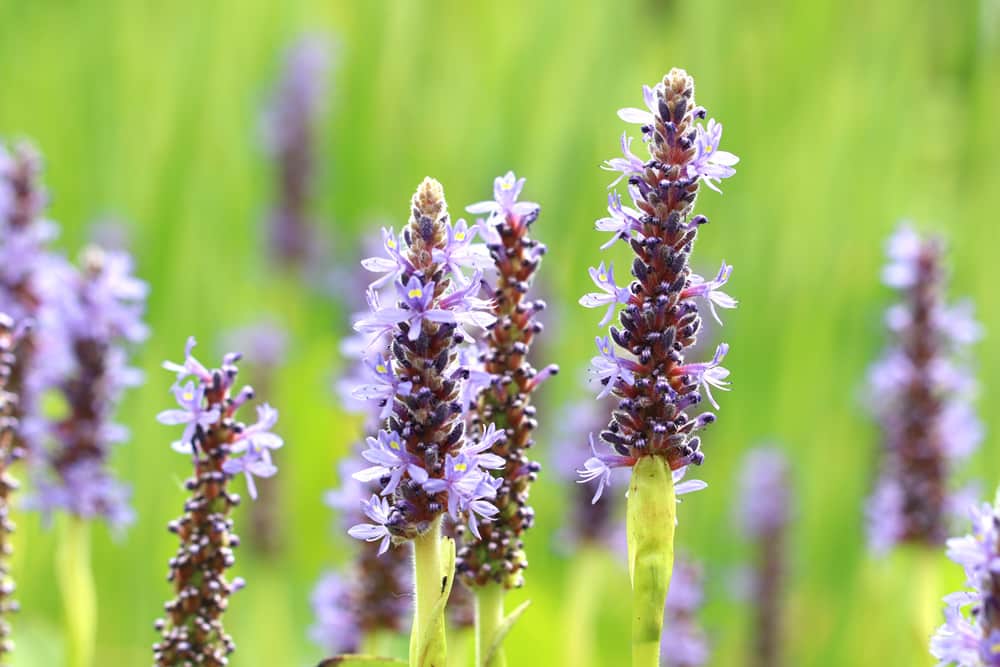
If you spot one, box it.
[474,582,507,667]
[565,547,604,667]
[626,456,676,667]
[56,517,96,667]
[409,516,448,667]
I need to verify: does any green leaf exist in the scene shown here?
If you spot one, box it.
[317,656,407,666]
[484,599,531,665]
[626,456,676,667]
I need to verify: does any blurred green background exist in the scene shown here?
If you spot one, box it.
[1,0,998,665]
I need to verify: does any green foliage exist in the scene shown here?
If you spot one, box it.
[0,1,996,665]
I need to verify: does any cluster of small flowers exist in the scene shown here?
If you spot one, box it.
[153,338,283,665]
[0,315,25,658]
[866,224,982,553]
[577,68,737,503]
[454,172,557,589]
[261,36,332,268]
[660,557,710,667]
[347,177,502,549]
[931,495,1000,665]
[28,246,148,528]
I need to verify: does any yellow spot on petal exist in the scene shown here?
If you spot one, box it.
[408,288,423,299]
[182,392,194,401]
[500,181,513,191]
[705,145,714,153]
[455,463,468,472]
[455,231,466,241]
[390,439,401,450]
[599,273,608,282]
[387,238,397,249]
[376,364,387,373]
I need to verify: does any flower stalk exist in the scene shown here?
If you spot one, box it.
[409,516,451,667]
[576,69,737,667]
[56,517,96,667]
[0,314,24,660]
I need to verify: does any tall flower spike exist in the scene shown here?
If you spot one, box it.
[347,178,498,665]
[579,68,736,495]
[0,314,25,659]
[866,223,981,553]
[931,489,1000,665]
[736,447,792,667]
[579,70,738,667]
[153,338,284,665]
[261,36,332,268]
[455,171,556,592]
[28,245,148,528]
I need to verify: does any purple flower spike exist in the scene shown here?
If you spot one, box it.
[153,338,284,665]
[931,492,1000,666]
[866,223,981,553]
[0,314,25,657]
[347,178,505,549]
[580,262,632,326]
[578,69,739,505]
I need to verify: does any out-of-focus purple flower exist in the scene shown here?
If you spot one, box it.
[29,244,148,528]
[931,493,1000,666]
[866,223,981,553]
[222,320,288,370]
[661,557,710,667]
[309,572,360,655]
[154,339,284,665]
[465,171,539,222]
[687,119,739,193]
[579,262,631,326]
[681,261,737,326]
[735,447,792,667]
[261,36,333,268]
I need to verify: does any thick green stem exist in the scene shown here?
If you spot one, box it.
[409,516,448,667]
[56,517,96,667]
[565,548,605,667]
[475,582,507,667]
[626,456,676,667]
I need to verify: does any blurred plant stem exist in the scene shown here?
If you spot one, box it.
[409,516,451,667]
[912,548,941,658]
[56,517,95,667]
[474,582,506,667]
[627,456,676,667]
[565,547,606,667]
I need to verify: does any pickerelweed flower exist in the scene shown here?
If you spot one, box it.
[578,69,737,667]
[261,36,332,268]
[223,320,289,556]
[311,456,412,655]
[577,68,737,497]
[660,557,710,667]
[28,245,148,528]
[453,171,558,591]
[153,338,283,665]
[866,223,981,553]
[931,490,1000,666]
[0,142,74,459]
[736,447,792,667]
[347,177,499,547]
[0,314,26,659]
